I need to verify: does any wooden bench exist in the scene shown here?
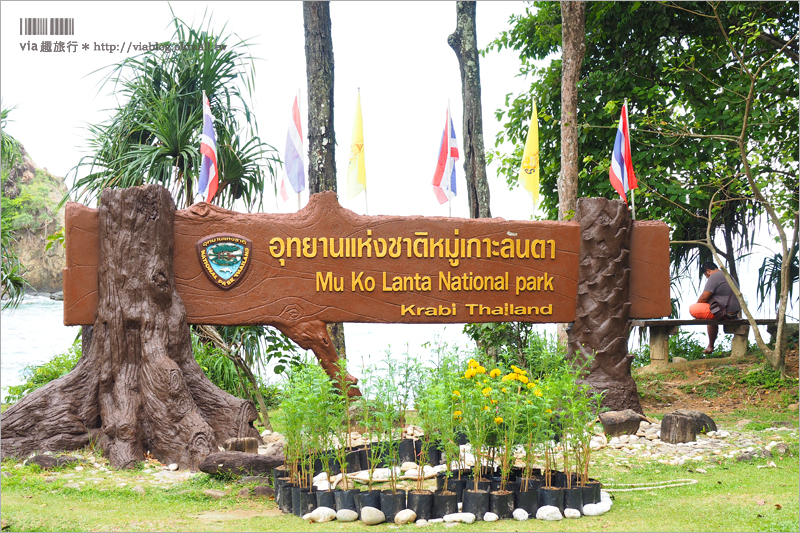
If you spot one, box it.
[630,319,779,367]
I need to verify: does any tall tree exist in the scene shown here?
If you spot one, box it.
[66,11,292,429]
[558,1,586,222]
[303,1,347,361]
[448,1,491,218]
[486,1,797,289]
[70,10,278,210]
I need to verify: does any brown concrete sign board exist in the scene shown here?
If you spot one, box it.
[63,192,670,327]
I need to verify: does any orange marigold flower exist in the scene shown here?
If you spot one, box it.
[491,399,498,404]
[452,390,460,397]
[483,405,490,411]
[494,417,503,424]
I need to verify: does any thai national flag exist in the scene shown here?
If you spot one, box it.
[280,95,306,202]
[609,101,637,203]
[432,105,459,204]
[198,91,219,203]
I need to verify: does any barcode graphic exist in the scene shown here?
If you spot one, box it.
[19,18,74,35]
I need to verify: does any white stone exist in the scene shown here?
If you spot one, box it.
[302,513,313,520]
[395,509,417,525]
[639,421,651,429]
[442,513,476,524]
[74,466,84,472]
[564,508,581,519]
[314,480,331,492]
[260,429,272,437]
[536,506,563,520]
[457,502,462,511]
[401,462,418,472]
[309,506,337,523]
[336,509,358,522]
[483,512,499,522]
[766,441,777,450]
[415,519,428,526]
[405,470,419,478]
[361,506,386,526]
[168,463,178,471]
[512,508,529,521]
[428,518,444,523]
[583,503,607,516]
[696,468,707,473]
[600,490,612,506]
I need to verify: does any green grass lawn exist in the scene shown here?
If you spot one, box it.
[2,430,797,532]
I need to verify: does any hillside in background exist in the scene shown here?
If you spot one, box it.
[1,143,67,293]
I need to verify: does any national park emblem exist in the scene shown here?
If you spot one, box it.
[196,233,253,290]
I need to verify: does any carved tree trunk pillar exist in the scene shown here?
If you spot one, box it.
[568,197,643,414]
[1,185,260,469]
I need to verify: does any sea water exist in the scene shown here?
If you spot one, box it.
[0,296,475,401]
[1,295,81,401]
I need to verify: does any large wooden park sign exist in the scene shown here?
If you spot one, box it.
[2,185,670,469]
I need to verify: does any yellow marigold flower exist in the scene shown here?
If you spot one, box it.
[453,410,462,419]
[516,368,527,375]
[526,382,535,389]
[491,399,498,404]
[526,400,532,404]
[464,368,477,379]
[482,387,492,396]
[489,368,501,378]
[452,390,460,397]
[483,379,489,383]
[476,365,486,374]
[483,405,490,411]
[501,387,508,393]
[545,409,552,414]
[494,417,503,424]
[468,359,478,368]
[535,389,543,397]
[504,373,517,381]
[519,375,529,384]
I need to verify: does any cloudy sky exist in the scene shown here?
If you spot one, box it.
[1,1,539,220]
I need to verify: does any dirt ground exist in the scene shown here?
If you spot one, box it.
[635,348,799,418]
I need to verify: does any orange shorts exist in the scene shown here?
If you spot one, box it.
[689,302,715,320]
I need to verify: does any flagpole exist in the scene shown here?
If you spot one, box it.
[297,88,303,212]
[632,189,636,221]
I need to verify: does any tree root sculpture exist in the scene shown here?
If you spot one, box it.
[1,186,260,469]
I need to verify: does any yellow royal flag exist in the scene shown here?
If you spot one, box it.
[519,98,540,205]
[347,92,366,199]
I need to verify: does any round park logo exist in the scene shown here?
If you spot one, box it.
[196,234,253,290]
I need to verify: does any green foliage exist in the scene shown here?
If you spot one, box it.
[741,364,800,391]
[191,334,282,409]
[4,339,82,403]
[757,244,799,313]
[1,106,28,310]
[69,9,279,210]
[486,1,798,281]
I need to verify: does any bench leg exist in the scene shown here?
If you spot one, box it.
[650,327,673,367]
[724,324,750,357]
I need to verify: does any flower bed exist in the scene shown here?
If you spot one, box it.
[276,347,611,523]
